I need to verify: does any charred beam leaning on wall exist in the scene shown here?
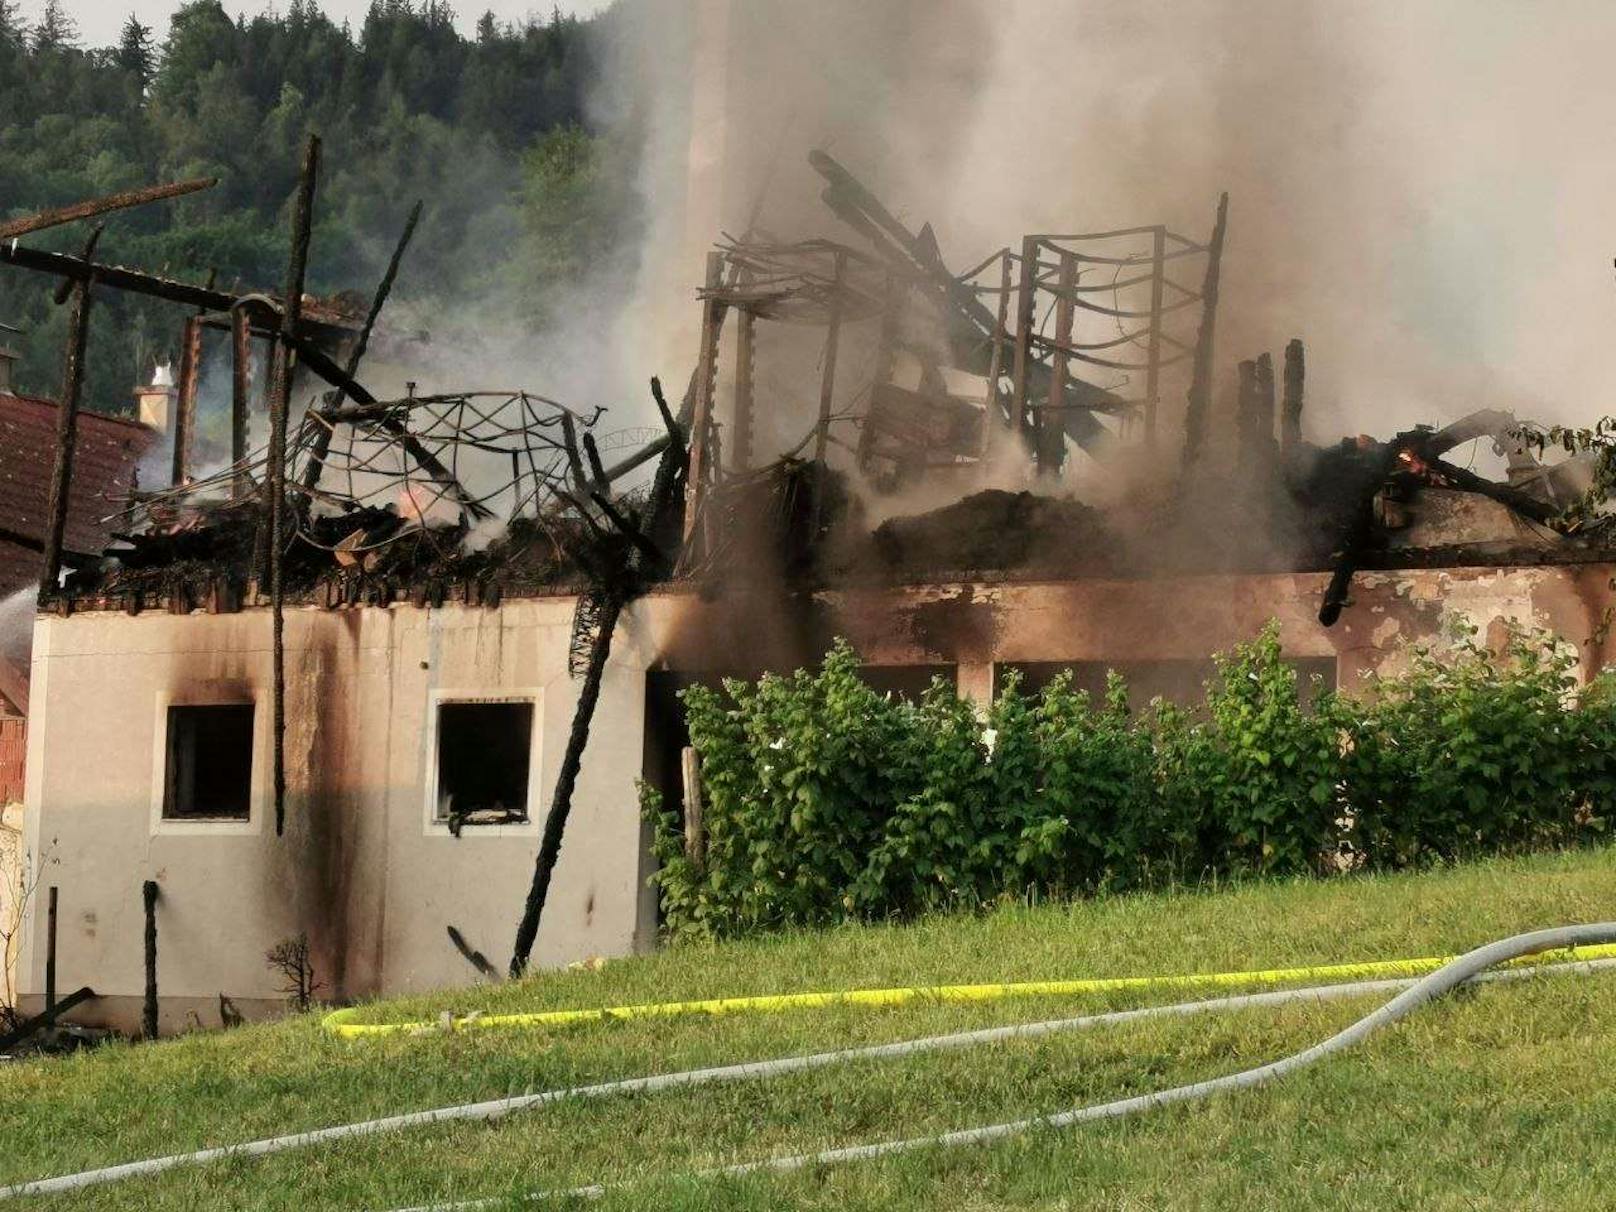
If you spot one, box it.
[267,135,321,839]
[510,379,689,978]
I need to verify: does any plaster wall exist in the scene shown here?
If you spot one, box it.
[17,598,656,1034]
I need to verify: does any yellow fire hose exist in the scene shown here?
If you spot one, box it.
[320,940,1616,1038]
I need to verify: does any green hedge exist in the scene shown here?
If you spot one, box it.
[646,624,1613,940]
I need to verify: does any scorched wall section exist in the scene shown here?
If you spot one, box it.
[17,598,655,1034]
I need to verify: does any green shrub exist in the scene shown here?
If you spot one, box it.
[647,622,1609,941]
[1337,623,1594,867]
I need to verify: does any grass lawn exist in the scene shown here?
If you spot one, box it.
[3,847,1615,1210]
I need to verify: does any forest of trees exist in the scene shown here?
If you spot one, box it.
[0,0,642,412]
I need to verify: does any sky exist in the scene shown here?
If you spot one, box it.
[23,0,611,48]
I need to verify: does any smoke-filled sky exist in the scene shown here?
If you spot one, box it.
[28,0,610,47]
[610,0,1616,456]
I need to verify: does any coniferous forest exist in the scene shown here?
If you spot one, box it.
[0,0,640,412]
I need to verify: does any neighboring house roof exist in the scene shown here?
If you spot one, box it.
[0,391,157,597]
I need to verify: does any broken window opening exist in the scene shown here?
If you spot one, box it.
[163,703,255,821]
[435,700,535,832]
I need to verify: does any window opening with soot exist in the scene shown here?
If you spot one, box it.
[435,700,535,833]
[164,703,255,821]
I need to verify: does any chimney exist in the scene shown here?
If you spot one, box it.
[135,361,177,433]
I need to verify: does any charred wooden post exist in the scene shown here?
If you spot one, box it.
[1039,250,1077,476]
[298,200,422,511]
[171,314,203,486]
[980,249,1013,458]
[1254,351,1276,462]
[857,270,905,473]
[731,304,756,472]
[1009,236,1039,443]
[45,885,57,1015]
[1235,357,1261,470]
[683,252,725,545]
[1320,442,1402,626]
[268,135,320,838]
[809,248,848,531]
[141,879,159,1040]
[38,275,94,601]
[814,250,848,464]
[582,432,611,497]
[0,176,215,242]
[1144,225,1167,447]
[1281,337,1305,452]
[230,306,253,498]
[1181,192,1228,470]
[560,413,590,497]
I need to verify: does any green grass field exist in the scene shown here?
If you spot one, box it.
[4,847,1616,1210]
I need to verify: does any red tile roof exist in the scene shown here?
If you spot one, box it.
[0,391,157,596]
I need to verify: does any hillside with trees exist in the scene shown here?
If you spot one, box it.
[0,0,640,412]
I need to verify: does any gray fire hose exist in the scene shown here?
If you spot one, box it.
[2,926,1611,1206]
[389,923,1616,1211]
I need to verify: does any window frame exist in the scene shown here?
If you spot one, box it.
[149,689,264,836]
[422,688,544,838]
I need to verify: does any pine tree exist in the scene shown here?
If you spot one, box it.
[30,0,76,53]
[0,1,26,53]
[116,14,155,86]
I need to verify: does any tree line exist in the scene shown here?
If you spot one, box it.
[0,0,640,413]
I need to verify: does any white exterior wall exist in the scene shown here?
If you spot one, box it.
[17,597,659,1032]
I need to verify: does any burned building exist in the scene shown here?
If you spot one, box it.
[6,146,1616,1038]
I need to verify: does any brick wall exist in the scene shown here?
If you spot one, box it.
[0,717,25,806]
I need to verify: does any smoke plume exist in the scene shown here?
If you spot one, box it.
[599,0,1616,465]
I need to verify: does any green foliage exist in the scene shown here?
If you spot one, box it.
[1333,622,1599,867]
[648,624,1610,941]
[0,0,630,412]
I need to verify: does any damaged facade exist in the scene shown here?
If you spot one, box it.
[9,140,1616,1036]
